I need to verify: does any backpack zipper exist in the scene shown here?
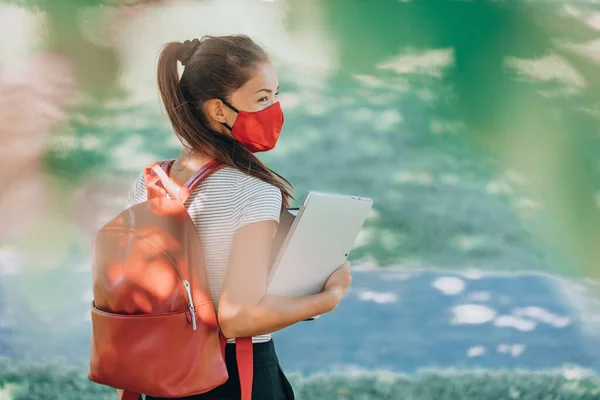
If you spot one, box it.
[183,280,197,331]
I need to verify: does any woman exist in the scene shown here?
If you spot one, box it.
[126,35,352,399]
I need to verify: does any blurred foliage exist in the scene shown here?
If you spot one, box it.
[3,0,122,99]
[1,358,600,399]
[5,0,598,272]
[40,91,138,187]
[2,0,592,276]
[286,0,600,278]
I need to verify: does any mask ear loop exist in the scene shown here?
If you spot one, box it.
[219,98,238,131]
[220,98,239,113]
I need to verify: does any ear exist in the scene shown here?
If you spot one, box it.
[204,99,227,124]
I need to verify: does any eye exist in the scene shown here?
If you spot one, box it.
[258,96,268,103]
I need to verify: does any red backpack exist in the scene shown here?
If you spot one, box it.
[88,159,254,400]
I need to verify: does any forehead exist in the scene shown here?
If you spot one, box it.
[239,62,279,92]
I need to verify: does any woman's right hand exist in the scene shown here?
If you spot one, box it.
[220,218,354,338]
[323,261,352,309]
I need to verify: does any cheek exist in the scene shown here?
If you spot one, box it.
[224,108,239,127]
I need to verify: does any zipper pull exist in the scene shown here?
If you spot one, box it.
[183,280,197,331]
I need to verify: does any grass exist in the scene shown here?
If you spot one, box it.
[1,358,599,400]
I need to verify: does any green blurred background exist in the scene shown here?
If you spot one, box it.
[1,0,600,398]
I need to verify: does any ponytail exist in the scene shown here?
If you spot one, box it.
[156,38,293,209]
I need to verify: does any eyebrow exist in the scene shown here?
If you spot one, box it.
[255,86,280,94]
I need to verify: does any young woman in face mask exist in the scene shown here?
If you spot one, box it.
[125,36,352,400]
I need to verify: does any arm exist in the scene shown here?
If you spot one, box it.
[270,209,295,266]
[218,219,339,339]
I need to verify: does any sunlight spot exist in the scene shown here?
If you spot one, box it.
[112,134,160,171]
[416,172,434,184]
[563,366,594,380]
[366,93,400,106]
[585,278,599,286]
[304,102,328,116]
[81,290,94,303]
[509,388,521,399]
[380,229,402,252]
[516,197,543,216]
[393,170,434,185]
[506,55,584,87]
[462,269,486,280]
[75,261,91,273]
[354,226,376,248]
[358,290,398,304]
[416,89,436,102]
[588,13,600,30]
[348,107,374,123]
[353,74,386,88]
[441,174,460,185]
[432,277,465,296]
[0,4,44,65]
[563,5,583,18]
[466,346,486,358]
[429,121,445,134]
[77,6,116,48]
[279,92,300,109]
[366,208,381,223]
[353,255,379,269]
[0,247,22,276]
[467,291,491,302]
[81,135,102,151]
[393,171,413,183]
[498,344,526,357]
[505,169,529,186]
[377,48,453,77]
[452,235,487,252]
[486,179,513,195]
[513,307,572,328]
[374,109,403,131]
[451,304,496,325]
[339,96,357,106]
[494,315,537,332]
[0,316,16,329]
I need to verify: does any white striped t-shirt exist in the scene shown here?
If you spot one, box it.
[127,163,282,343]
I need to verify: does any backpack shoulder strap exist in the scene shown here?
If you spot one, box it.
[236,337,254,400]
[179,159,226,203]
[220,334,254,400]
[143,159,225,204]
[121,390,141,400]
[144,161,180,201]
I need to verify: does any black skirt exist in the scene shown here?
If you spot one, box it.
[146,339,295,400]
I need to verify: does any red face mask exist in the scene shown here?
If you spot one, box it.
[221,99,284,153]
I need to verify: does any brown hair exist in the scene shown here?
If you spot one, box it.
[157,35,292,208]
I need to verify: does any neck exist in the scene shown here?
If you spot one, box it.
[175,149,214,171]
